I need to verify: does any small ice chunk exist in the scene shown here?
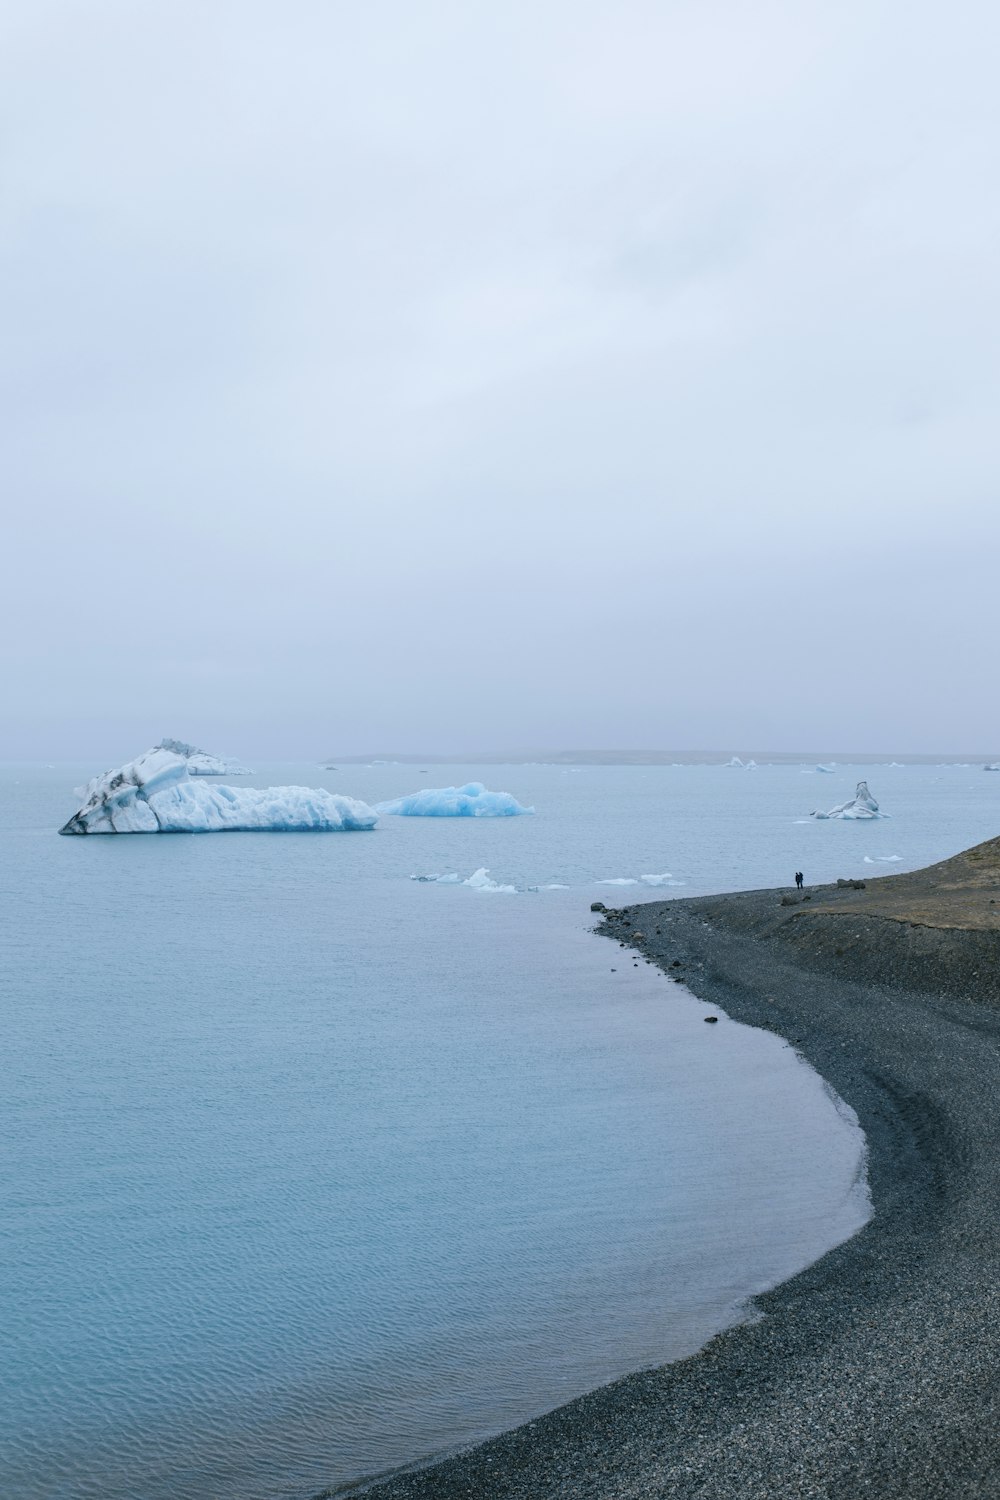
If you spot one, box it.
[411,869,519,891]
[462,868,518,893]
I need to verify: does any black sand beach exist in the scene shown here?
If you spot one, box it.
[349,839,1000,1499]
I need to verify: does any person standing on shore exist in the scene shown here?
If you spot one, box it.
[795,871,804,889]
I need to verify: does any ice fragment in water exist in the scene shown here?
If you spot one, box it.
[411,869,520,892]
[462,868,519,893]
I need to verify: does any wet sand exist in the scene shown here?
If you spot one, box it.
[347,839,1000,1498]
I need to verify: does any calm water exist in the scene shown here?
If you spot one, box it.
[2,760,997,1499]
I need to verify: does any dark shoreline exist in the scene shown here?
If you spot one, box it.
[345,867,1000,1499]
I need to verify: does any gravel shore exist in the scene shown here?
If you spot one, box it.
[346,847,1000,1499]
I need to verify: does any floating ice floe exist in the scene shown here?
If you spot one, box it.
[411,868,518,893]
[464,868,518,892]
[376,782,533,817]
[597,873,685,888]
[863,855,903,863]
[985,764,1000,772]
[157,738,253,775]
[811,781,887,820]
[60,746,377,834]
[815,763,836,773]
[725,756,758,770]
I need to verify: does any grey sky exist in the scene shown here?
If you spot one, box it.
[3,2,998,759]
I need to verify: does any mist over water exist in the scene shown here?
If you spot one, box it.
[3,760,997,1498]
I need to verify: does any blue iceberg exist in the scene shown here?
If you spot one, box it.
[376,782,533,817]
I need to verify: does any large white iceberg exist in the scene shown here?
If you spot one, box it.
[376,782,533,817]
[811,781,887,820]
[157,738,253,775]
[60,746,377,834]
[725,756,757,770]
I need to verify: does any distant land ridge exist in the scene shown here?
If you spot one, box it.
[327,748,999,766]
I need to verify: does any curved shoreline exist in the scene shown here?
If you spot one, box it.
[347,867,1000,1499]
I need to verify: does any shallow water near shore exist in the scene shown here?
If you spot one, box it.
[3,761,999,1499]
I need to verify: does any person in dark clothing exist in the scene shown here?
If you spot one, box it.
[795,870,804,889]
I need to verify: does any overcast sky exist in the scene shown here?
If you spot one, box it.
[3,1,998,759]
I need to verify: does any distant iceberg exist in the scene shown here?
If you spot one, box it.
[815,763,836,774]
[60,746,377,834]
[157,738,253,775]
[811,781,887,820]
[864,854,903,863]
[725,756,758,770]
[597,873,684,888]
[376,782,533,817]
[985,764,1000,772]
